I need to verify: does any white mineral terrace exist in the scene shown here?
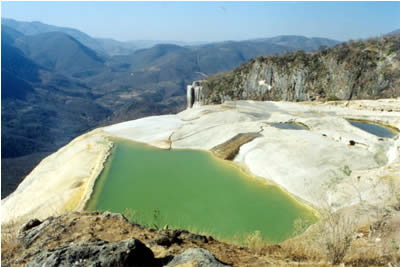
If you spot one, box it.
[2,99,400,225]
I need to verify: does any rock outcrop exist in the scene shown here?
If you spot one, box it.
[27,239,155,267]
[202,34,400,103]
[166,248,229,267]
[2,212,233,267]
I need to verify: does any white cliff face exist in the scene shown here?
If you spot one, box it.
[187,81,205,109]
[2,99,400,226]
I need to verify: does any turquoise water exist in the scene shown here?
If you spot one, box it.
[348,120,397,138]
[86,140,317,243]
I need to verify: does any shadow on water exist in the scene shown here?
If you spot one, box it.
[347,120,398,138]
[86,140,317,244]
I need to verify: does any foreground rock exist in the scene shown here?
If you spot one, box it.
[166,248,229,267]
[1,212,232,266]
[27,239,154,267]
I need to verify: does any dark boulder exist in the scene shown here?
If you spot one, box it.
[20,219,42,233]
[148,229,184,247]
[166,248,230,267]
[26,238,155,267]
[18,217,54,249]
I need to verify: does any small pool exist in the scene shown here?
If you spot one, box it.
[269,122,307,130]
[347,120,398,138]
[86,140,317,243]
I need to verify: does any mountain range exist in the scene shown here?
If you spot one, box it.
[1,18,342,197]
[2,18,209,56]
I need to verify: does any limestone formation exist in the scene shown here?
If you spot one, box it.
[2,212,232,267]
[2,99,400,229]
[187,80,205,109]
[1,130,112,225]
[211,132,262,160]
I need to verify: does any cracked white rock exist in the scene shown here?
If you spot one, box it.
[2,99,400,226]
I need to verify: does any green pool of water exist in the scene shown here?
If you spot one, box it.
[269,122,307,130]
[348,120,397,138]
[86,140,317,243]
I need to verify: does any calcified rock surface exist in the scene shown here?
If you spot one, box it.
[2,99,400,226]
[1,130,112,225]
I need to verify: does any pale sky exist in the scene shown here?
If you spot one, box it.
[2,1,400,42]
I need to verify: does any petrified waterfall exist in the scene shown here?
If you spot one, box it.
[187,81,205,109]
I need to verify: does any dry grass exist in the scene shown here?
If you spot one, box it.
[1,219,23,263]
[1,233,20,263]
[280,237,323,263]
[344,237,400,266]
[244,231,269,254]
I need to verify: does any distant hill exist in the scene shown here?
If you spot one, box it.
[2,18,340,57]
[2,25,24,43]
[387,29,400,35]
[95,38,138,56]
[13,32,105,76]
[1,18,206,56]
[2,18,110,55]
[191,40,296,74]
[1,26,41,99]
[2,38,41,82]
[251,35,340,51]
[127,40,209,49]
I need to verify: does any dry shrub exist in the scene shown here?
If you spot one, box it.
[1,231,19,254]
[316,211,358,265]
[275,218,323,262]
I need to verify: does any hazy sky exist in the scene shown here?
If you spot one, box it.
[2,1,400,42]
